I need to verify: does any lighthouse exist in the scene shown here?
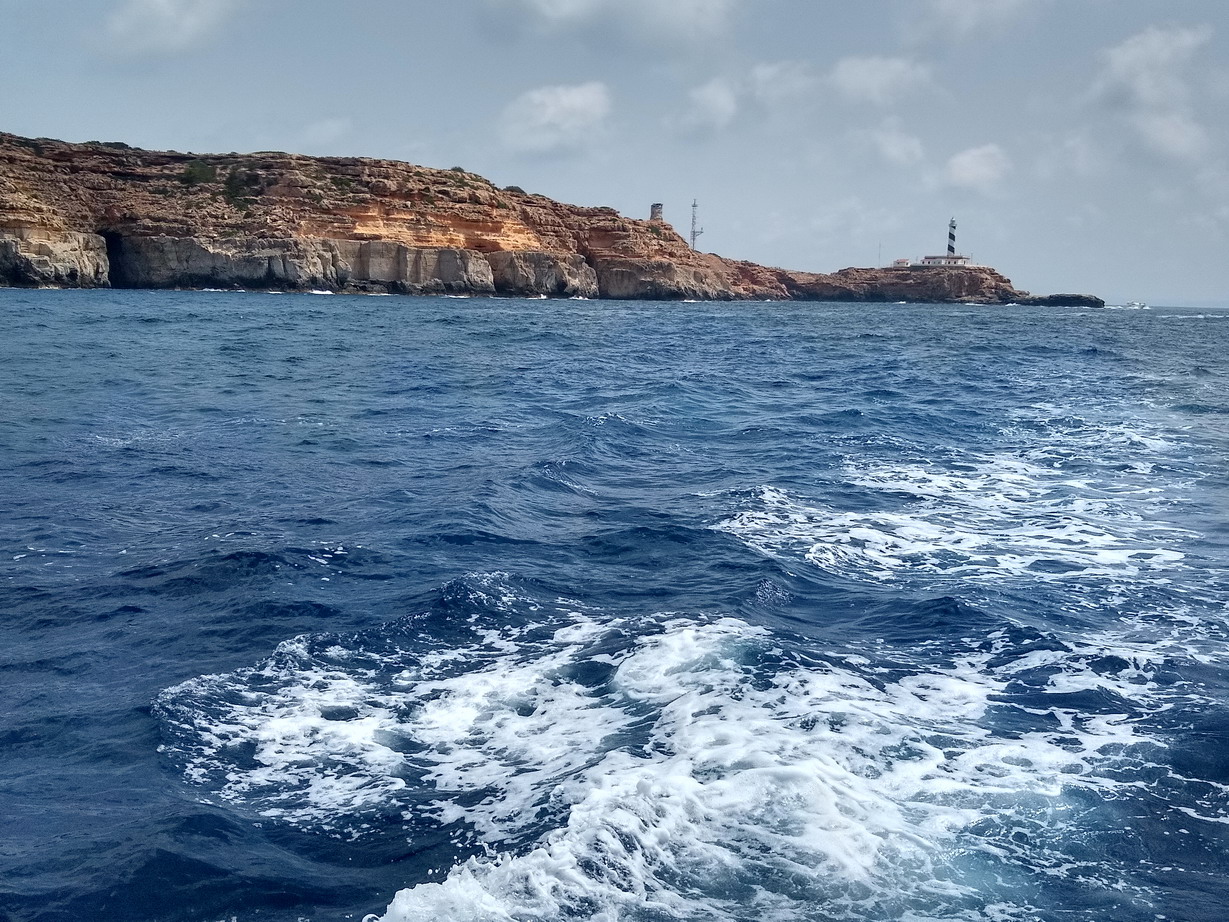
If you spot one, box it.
[917,217,973,266]
[890,218,977,268]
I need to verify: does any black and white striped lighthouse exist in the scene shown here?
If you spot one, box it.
[904,218,975,267]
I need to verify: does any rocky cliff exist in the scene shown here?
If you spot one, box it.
[0,132,1102,306]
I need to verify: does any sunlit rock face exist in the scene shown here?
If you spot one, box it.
[0,132,1102,306]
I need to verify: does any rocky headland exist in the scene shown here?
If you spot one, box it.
[0,132,1102,306]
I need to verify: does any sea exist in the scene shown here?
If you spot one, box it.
[2,289,1228,922]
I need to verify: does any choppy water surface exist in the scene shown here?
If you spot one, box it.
[2,290,1228,922]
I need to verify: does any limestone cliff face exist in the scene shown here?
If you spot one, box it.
[487,251,597,298]
[591,257,736,300]
[107,236,497,294]
[0,227,109,287]
[0,131,1102,306]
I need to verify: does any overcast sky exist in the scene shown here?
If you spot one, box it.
[3,0,1227,305]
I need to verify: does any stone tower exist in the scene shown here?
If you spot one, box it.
[650,203,664,222]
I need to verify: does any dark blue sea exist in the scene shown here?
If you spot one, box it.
[3,290,1228,922]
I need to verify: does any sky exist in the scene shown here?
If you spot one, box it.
[2,0,1227,305]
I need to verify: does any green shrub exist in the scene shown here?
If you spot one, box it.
[223,169,241,198]
[181,160,217,185]
[223,166,265,203]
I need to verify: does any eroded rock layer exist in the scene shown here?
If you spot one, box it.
[0,132,1102,306]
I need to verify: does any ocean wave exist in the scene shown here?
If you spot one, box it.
[717,477,1186,586]
[716,401,1194,588]
[153,573,1208,922]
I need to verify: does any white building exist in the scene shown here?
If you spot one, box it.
[890,219,978,269]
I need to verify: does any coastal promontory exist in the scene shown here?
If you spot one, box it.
[0,132,1101,306]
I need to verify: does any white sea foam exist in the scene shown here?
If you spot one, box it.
[156,575,1200,922]
[716,404,1192,586]
[717,477,1184,585]
[362,616,1181,922]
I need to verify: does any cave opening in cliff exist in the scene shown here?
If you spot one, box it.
[100,231,132,288]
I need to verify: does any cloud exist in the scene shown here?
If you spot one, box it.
[829,56,931,106]
[683,78,739,131]
[750,61,818,107]
[488,0,738,37]
[643,0,738,35]
[1096,25,1210,108]
[105,0,239,54]
[1091,25,1212,162]
[923,0,1037,37]
[674,62,815,133]
[500,0,604,22]
[1128,110,1209,162]
[944,143,1012,192]
[1035,133,1103,180]
[860,119,926,165]
[499,82,612,154]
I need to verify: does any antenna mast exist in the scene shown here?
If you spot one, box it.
[690,199,704,251]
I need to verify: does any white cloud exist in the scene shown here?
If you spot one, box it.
[1035,133,1103,180]
[105,0,239,54]
[1092,25,1212,162]
[1096,25,1210,109]
[829,56,931,106]
[925,0,1037,37]
[1129,110,1209,162]
[944,143,1012,192]
[684,78,740,131]
[861,119,926,165]
[489,0,738,36]
[750,61,818,106]
[499,82,612,154]
[502,0,604,22]
[643,0,738,35]
[677,63,815,132]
